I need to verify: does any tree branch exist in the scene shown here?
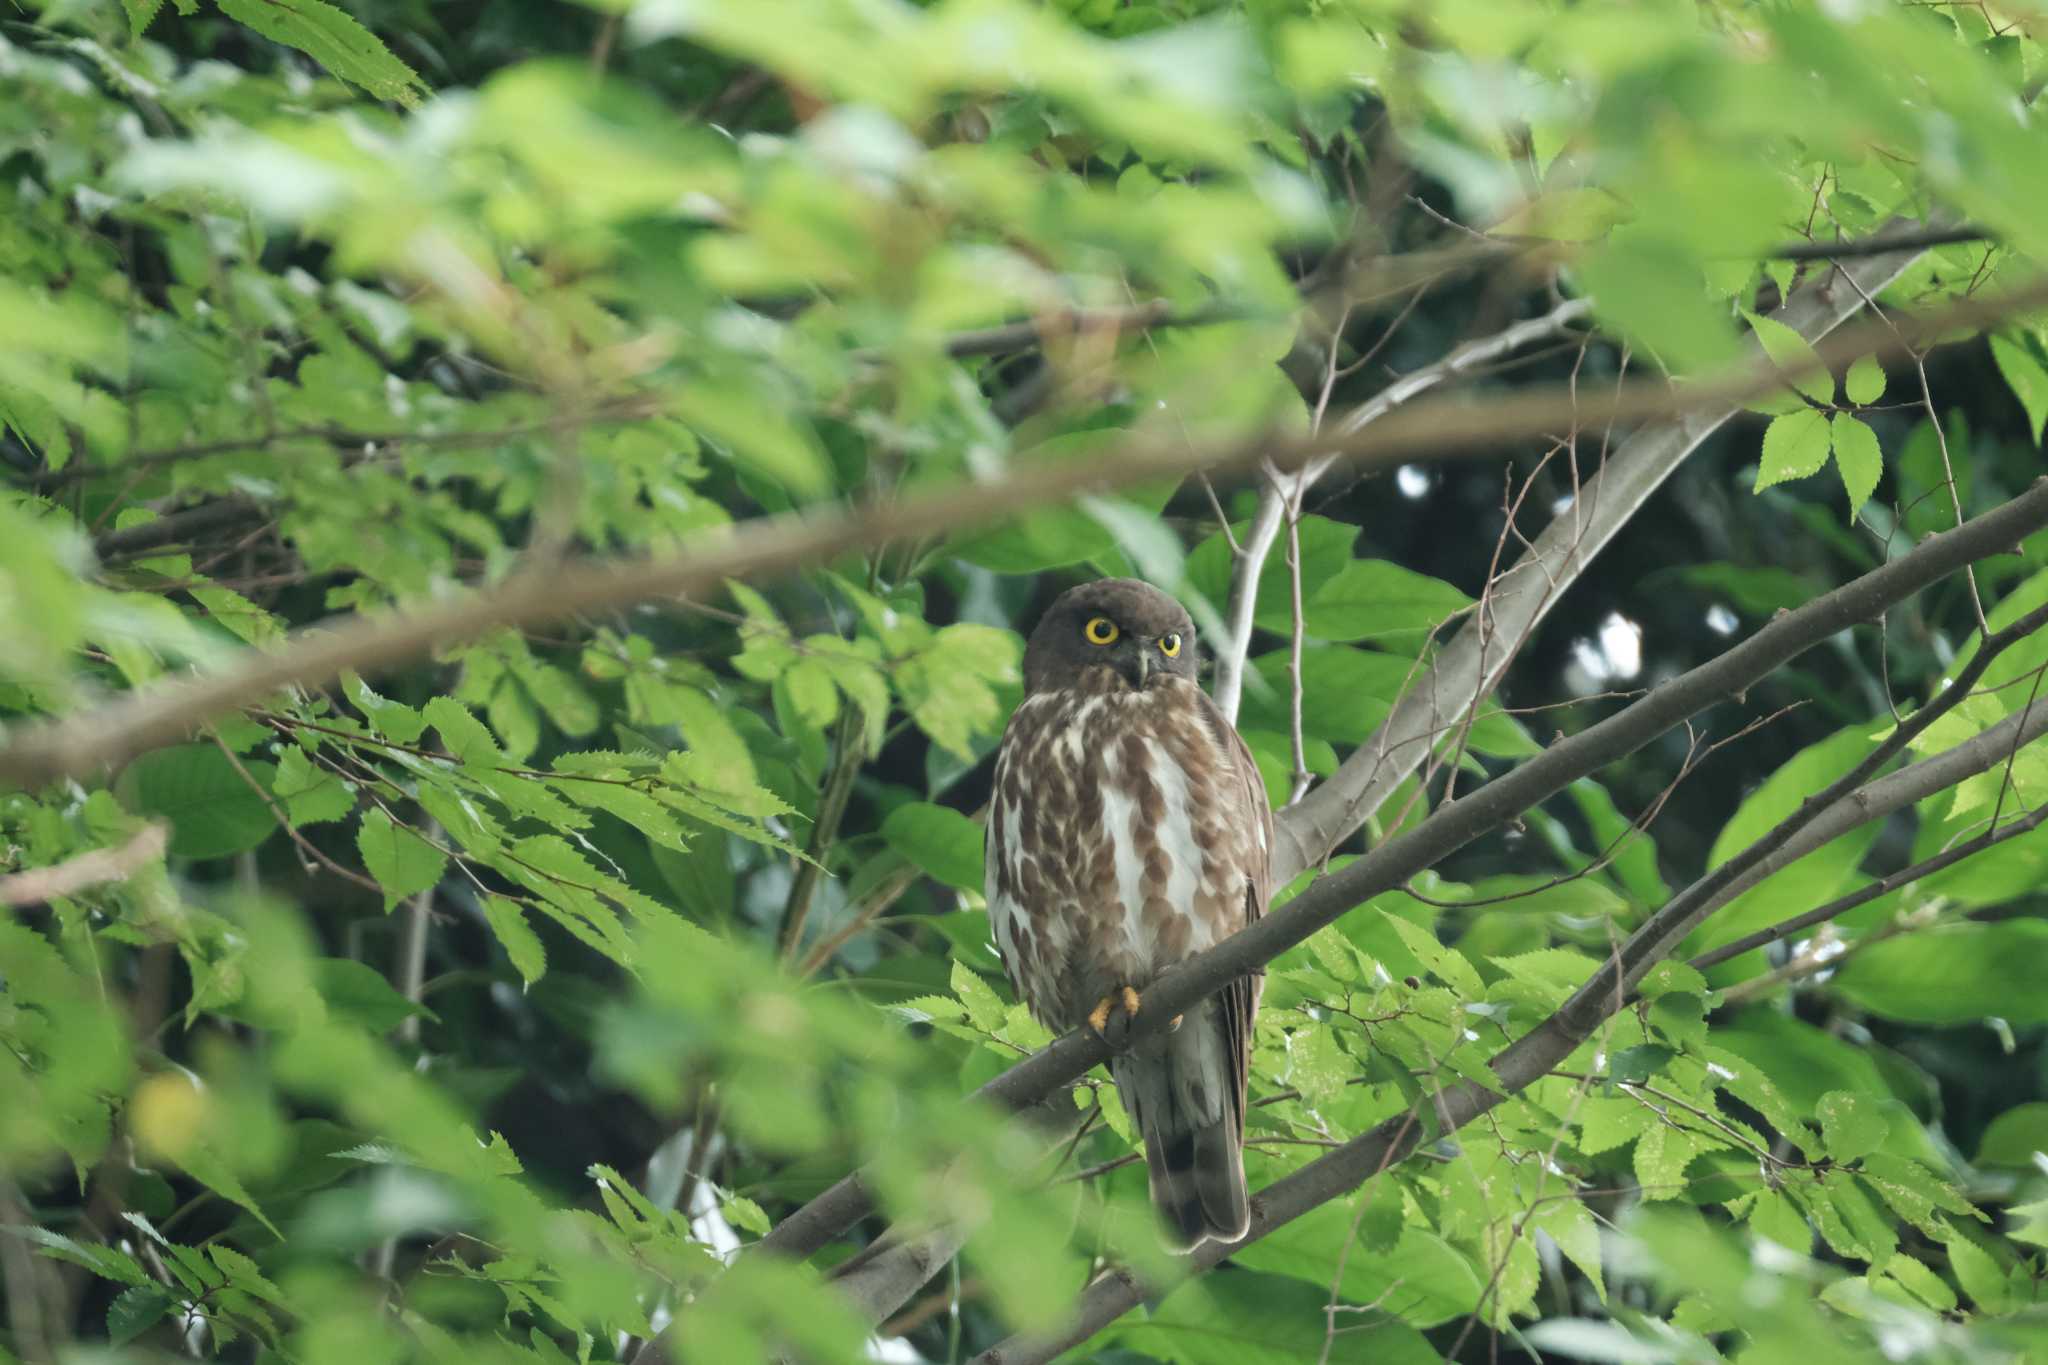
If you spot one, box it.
[1685,799,2048,975]
[14,267,2041,794]
[1272,220,1937,884]
[1208,299,1595,723]
[0,823,166,907]
[973,671,2048,1365]
[742,476,2048,1274]
[1211,480,1286,724]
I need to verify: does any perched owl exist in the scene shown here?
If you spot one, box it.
[986,579,1272,1249]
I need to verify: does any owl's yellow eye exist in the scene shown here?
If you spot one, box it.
[1083,616,1119,646]
[1159,633,1181,658]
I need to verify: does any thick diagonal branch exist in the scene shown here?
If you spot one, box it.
[742,477,2048,1274]
[977,668,2048,1365]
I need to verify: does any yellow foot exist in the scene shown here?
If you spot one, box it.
[1086,985,1146,1038]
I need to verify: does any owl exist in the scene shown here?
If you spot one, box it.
[986,579,1272,1249]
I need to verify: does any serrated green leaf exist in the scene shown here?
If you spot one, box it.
[1755,408,1833,491]
[1831,413,1882,520]
[356,807,448,911]
[482,895,548,987]
[424,696,502,765]
[1745,309,1834,404]
[107,1283,176,1346]
[1818,1090,1888,1163]
[1844,354,1887,405]
[19,1228,151,1287]
[271,746,355,826]
[215,0,425,105]
[950,959,1007,1033]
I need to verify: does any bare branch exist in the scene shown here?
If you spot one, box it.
[1211,480,1286,723]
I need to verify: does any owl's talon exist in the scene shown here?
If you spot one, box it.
[1086,985,1146,1043]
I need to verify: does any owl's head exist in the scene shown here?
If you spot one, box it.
[1022,578,1199,695]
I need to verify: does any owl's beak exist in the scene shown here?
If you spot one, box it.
[1121,645,1153,691]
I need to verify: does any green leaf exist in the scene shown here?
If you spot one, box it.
[1991,331,2048,444]
[215,0,426,106]
[315,957,431,1033]
[670,377,830,497]
[1975,1101,2048,1167]
[1744,310,1834,404]
[1948,1233,2015,1313]
[19,1228,151,1287]
[949,959,1007,1033]
[1830,413,1881,520]
[1754,408,1833,491]
[1295,559,1473,644]
[482,895,548,987]
[1844,354,1887,405]
[1233,1204,1483,1330]
[1382,912,1482,999]
[424,696,502,765]
[1833,920,2048,1025]
[271,747,355,826]
[123,744,277,860]
[722,1194,770,1237]
[1882,1252,1957,1312]
[1686,726,1881,979]
[1531,1198,1605,1301]
[122,0,168,36]
[106,1283,176,1347]
[344,674,426,744]
[1580,235,1741,374]
[355,807,448,911]
[881,802,983,894]
[1817,1090,1888,1163]
[174,1144,282,1238]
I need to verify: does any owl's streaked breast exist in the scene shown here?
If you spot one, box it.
[986,676,1264,1031]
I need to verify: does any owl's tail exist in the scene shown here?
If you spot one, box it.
[1109,993,1250,1251]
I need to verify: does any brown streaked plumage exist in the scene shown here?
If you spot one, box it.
[986,579,1272,1249]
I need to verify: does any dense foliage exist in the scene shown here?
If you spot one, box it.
[9,0,2048,1361]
